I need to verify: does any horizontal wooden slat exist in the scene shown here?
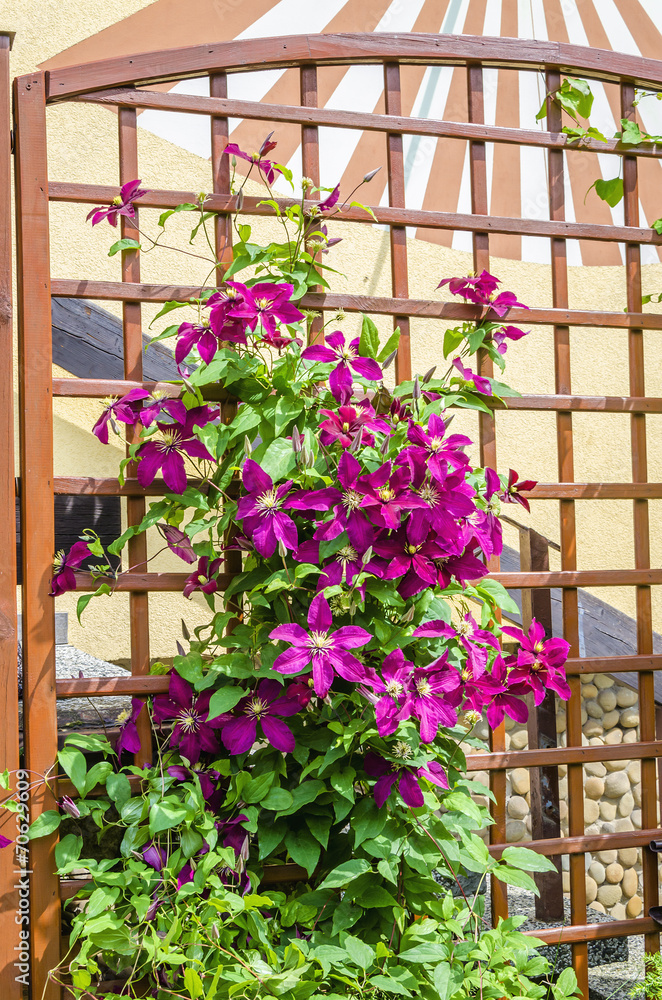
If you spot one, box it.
[528,483,662,498]
[75,571,226,591]
[467,740,662,771]
[523,917,656,945]
[490,569,662,587]
[47,186,662,246]
[489,828,661,860]
[44,34,662,101]
[75,87,662,160]
[565,654,662,675]
[48,277,662,330]
[56,675,170,697]
[53,476,178,496]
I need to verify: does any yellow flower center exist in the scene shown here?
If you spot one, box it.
[386,680,403,697]
[255,488,281,512]
[378,487,395,502]
[337,544,358,565]
[416,678,431,697]
[247,697,268,719]
[393,741,413,759]
[342,489,363,511]
[178,709,200,733]
[309,631,333,651]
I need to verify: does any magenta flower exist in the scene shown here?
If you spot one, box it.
[400,413,471,484]
[86,178,148,227]
[484,656,530,729]
[139,393,187,428]
[50,540,92,597]
[373,521,443,600]
[167,763,221,805]
[158,523,197,564]
[414,613,500,658]
[153,673,229,764]
[364,751,448,808]
[237,460,297,558]
[500,469,537,513]
[59,795,81,819]
[438,270,528,318]
[461,508,503,560]
[270,593,371,698]
[224,281,303,340]
[493,324,528,355]
[317,184,340,212]
[183,556,224,598]
[435,546,489,590]
[0,834,12,849]
[142,841,168,873]
[221,680,300,755]
[288,452,375,550]
[452,357,493,396]
[360,648,412,737]
[116,697,144,757]
[399,655,461,741]
[409,467,476,542]
[136,408,216,494]
[318,401,390,449]
[302,330,383,401]
[484,467,501,500]
[357,462,426,531]
[501,619,571,705]
[93,387,150,444]
[224,134,281,185]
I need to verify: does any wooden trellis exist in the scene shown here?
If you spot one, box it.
[4,31,662,1000]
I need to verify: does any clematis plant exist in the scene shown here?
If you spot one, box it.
[16,133,582,1000]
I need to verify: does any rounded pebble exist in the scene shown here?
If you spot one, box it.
[632,809,642,829]
[584,776,604,799]
[620,708,640,728]
[562,871,570,893]
[600,801,617,822]
[610,902,627,921]
[585,699,603,719]
[508,795,529,820]
[623,729,639,744]
[605,729,623,745]
[583,721,604,738]
[605,758,628,771]
[510,730,528,750]
[588,861,606,885]
[614,818,634,833]
[581,674,596,683]
[583,684,598,699]
[616,687,638,708]
[627,761,641,783]
[586,762,607,778]
[585,875,598,904]
[584,798,600,824]
[594,675,614,689]
[597,883,621,907]
[506,820,527,842]
[598,689,617,712]
[510,768,530,796]
[621,868,638,898]
[590,901,606,913]
[627,895,643,917]
[618,791,634,817]
[605,863,624,884]
[618,848,638,867]
[602,710,620,730]
[604,772,630,798]
[597,850,618,864]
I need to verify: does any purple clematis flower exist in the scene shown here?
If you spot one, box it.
[452,357,493,396]
[138,392,187,429]
[501,619,571,705]
[167,763,222,806]
[153,673,230,764]
[221,679,300,755]
[399,655,461,741]
[0,834,12,849]
[288,452,375,550]
[318,401,390,449]
[237,460,297,558]
[364,751,448,808]
[373,520,444,600]
[59,795,81,819]
[224,134,281,185]
[493,324,528,355]
[317,184,340,212]
[142,841,168,873]
[302,330,383,401]
[50,540,92,597]
[158,523,197,564]
[296,537,380,595]
[360,648,412,737]
[357,462,426,531]
[438,270,528,318]
[115,697,145,758]
[500,469,537,513]
[484,655,530,729]
[270,593,371,698]
[224,281,303,340]
[93,387,150,444]
[183,556,225,598]
[136,408,216,494]
[400,413,471,484]
[461,507,503,561]
[86,178,148,227]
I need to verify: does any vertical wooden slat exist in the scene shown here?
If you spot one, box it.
[14,71,60,1000]
[546,68,587,996]
[118,108,151,767]
[620,81,659,956]
[300,65,324,346]
[0,31,21,1000]
[467,61,507,926]
[210,72,232,276]
[383,63,411,384]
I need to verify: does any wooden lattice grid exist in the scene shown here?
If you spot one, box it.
[4,32,662,1000]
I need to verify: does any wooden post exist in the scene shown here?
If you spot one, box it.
[520,526,564,922]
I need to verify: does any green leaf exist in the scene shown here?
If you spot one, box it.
[443,327,465,359]
[76,583,112,623]
[108,238,141,257]
[369,975,412,997]
[556,968,578,998]
[84,761,113,796]
[207,686,244,719]
[377,326,401,363]
[243,771,275,804]
[285,827,320,876]
[652,219,662,235]
[262,787,294,812]
[344,936,375,971]
[183,968,204,999]
[64,733,114,756]
[58,748,87,797]
[28,810,61,839]
[400,942,448,963]
[106,772,132,809]
[148,299,188,328]
[433,963,453,1000]
[501,846,557,873]
[157,203,198,229]
[274,398,304,436]
[492,863,538,893]
[588,176,624,207]
[353,883,398,908]
[149,800,188,835]
[475,578,520,616]
[258,436,297,482]
[307,813,332,849]
[351,795,386,848]
[259,818,286,860]
[276,780,325,818]
[359,315,380,359]
[318,859,371,891]
[620,118,646,145]
[55,833,83,869]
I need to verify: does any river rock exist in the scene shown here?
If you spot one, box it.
[614,818,634,832]
[618,792,635,817]
[597,850,618,864]
[585,699,603,719]
[627,895,643,917]
[605,863,624,884]
[586,762,607,778]
[583,684,598,699]
[621,868,638,898]
[604,771,630,798]
[610,903,627,920]
[597,883,621,907]
[605,729,623,745]
[620,708,640,728]
[510,768,530,795]
[602,710,620,730]
[583,721,603,737]
[605,758,628,771]
[590,901,606,913]
[556,711,566,733]
[632,809,642,829]
[616,686,638,708]
[618,848,638,867]
[584,799,600,824]
[506,820,527,842]
[585,876,598,904]
[598,689,617,712]
[627,760,641,783]
[600,801,617,822]
[584,776,604,799]
[588,861,606,885]
[581,674,596,684]
[623,729,639,743]
[507,795,529,820]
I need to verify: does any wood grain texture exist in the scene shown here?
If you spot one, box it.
[43,34,662,100]
[0,32,20,1000]
[384,63,411,383]
[14,71,60,1000]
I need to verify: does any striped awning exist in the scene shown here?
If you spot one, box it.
[43,0,662,264]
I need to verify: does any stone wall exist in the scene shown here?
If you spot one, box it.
[469,674,650,922]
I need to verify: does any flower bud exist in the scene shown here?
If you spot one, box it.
[412,374,421,400]
[348,427,363,453]
[363,166,381,183]
[401,605,416,623]
[361,546,373,565]
[382,348,397,371]
[291,426,303,454]
[236,188,244,212]
[335,310,346,322]
[278,539,288,558]
[301,176,313,190]
[422,366,437,384]
[244,435,252,456]
[60,795,80,819]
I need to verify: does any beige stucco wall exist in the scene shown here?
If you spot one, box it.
[6,1,662,661]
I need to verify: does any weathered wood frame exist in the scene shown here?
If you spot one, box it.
[10,32,662,1000]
